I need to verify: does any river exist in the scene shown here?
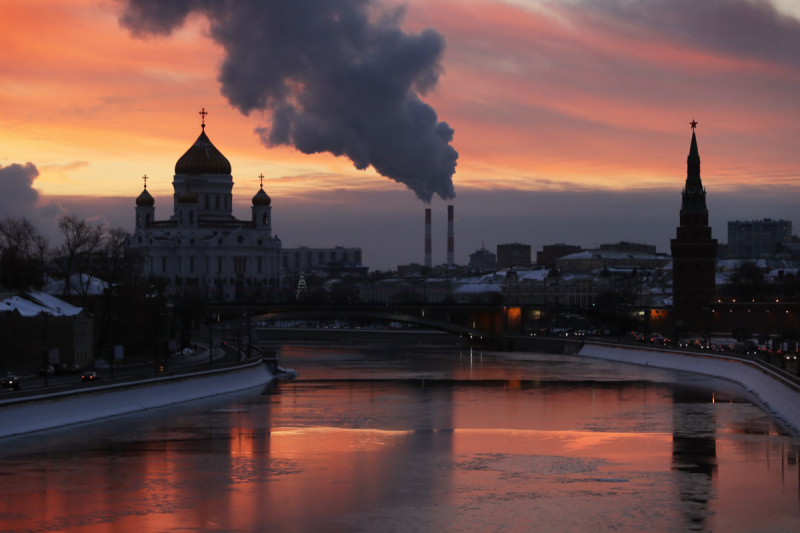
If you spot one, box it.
[0,341,798,532]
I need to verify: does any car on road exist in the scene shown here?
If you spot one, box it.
[1,374,21,391]
[81,371,99,382]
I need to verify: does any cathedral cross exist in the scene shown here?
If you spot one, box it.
[199,107,208,129]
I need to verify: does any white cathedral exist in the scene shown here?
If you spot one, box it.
[128,112,282,301]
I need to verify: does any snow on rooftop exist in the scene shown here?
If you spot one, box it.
[454,282,502,294]
[1,296,52,317]
[0,292,82,317]
[27,291,82,316]
[517,270,548,282]
[560,250,664,261]
[42,274,108,297]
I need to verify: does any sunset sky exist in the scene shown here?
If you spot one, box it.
[2,0,799,270]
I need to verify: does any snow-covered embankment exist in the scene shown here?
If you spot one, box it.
[0,360,273,438]
[579,342,800,434]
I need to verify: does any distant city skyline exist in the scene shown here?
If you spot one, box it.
[2,0,799,270]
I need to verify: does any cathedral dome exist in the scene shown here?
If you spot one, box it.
[136,188,154,207]
[175,129,232,175]
[252,186,271,206]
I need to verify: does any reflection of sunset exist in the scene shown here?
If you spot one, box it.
[269,427,412,453]
[451,428,671,460]
[2,343,798,531]
[229,427,258,456]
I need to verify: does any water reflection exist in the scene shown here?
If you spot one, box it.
[0,344,798,532]
[672,387,717,532]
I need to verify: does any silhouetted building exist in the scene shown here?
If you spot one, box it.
[599,241,656,255]
[537,243,582,269]
[282,246,364,277]
[497,243,531,269]
[727,218,792,258]
[468,244,497,272]
[670,125,718,334]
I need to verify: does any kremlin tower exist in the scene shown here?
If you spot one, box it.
[670,121,718,334]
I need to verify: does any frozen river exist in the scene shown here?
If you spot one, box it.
[1,341,799,532]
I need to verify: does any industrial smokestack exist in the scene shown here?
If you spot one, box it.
[425,208,432,268]
[447,205,454,265]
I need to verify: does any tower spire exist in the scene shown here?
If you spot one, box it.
[681,121,706,213]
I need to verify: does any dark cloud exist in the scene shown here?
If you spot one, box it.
[583,0,800,69]
[0,163,40,216]
[0,163,68,246]
[119,0,458,203]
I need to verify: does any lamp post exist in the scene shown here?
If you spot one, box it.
[208,314,214,367]
[42,313,49,387]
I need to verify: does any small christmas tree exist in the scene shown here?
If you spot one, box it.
[296,275,307,300]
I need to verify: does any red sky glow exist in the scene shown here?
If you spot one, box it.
[1,0,799,269]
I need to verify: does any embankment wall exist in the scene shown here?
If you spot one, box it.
[0,359,273,438]
[579,342,800,435]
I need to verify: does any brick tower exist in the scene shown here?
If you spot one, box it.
[670,121,718,334]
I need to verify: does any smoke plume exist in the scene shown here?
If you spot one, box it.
[119,0,457,203]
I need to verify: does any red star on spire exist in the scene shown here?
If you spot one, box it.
[690,119,698,130]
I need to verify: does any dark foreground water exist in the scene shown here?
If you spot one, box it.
[1,342,799,532]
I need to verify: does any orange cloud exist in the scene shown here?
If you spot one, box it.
[1,0,798,207]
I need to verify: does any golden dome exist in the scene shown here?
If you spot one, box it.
[175,129,231,175]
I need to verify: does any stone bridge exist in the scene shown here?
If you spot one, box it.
[250,306,493,341]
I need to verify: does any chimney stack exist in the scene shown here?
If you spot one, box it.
[447,205,454,265]
[424,208,432,268]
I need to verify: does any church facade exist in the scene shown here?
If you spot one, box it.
[128,115,282,302]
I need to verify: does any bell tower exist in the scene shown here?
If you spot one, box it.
[670,121,718,334]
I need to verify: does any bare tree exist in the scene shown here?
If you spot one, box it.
[51,215,104,299]
[99,228,129,283]
[0,217,47,290]
[94,227,133,362]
